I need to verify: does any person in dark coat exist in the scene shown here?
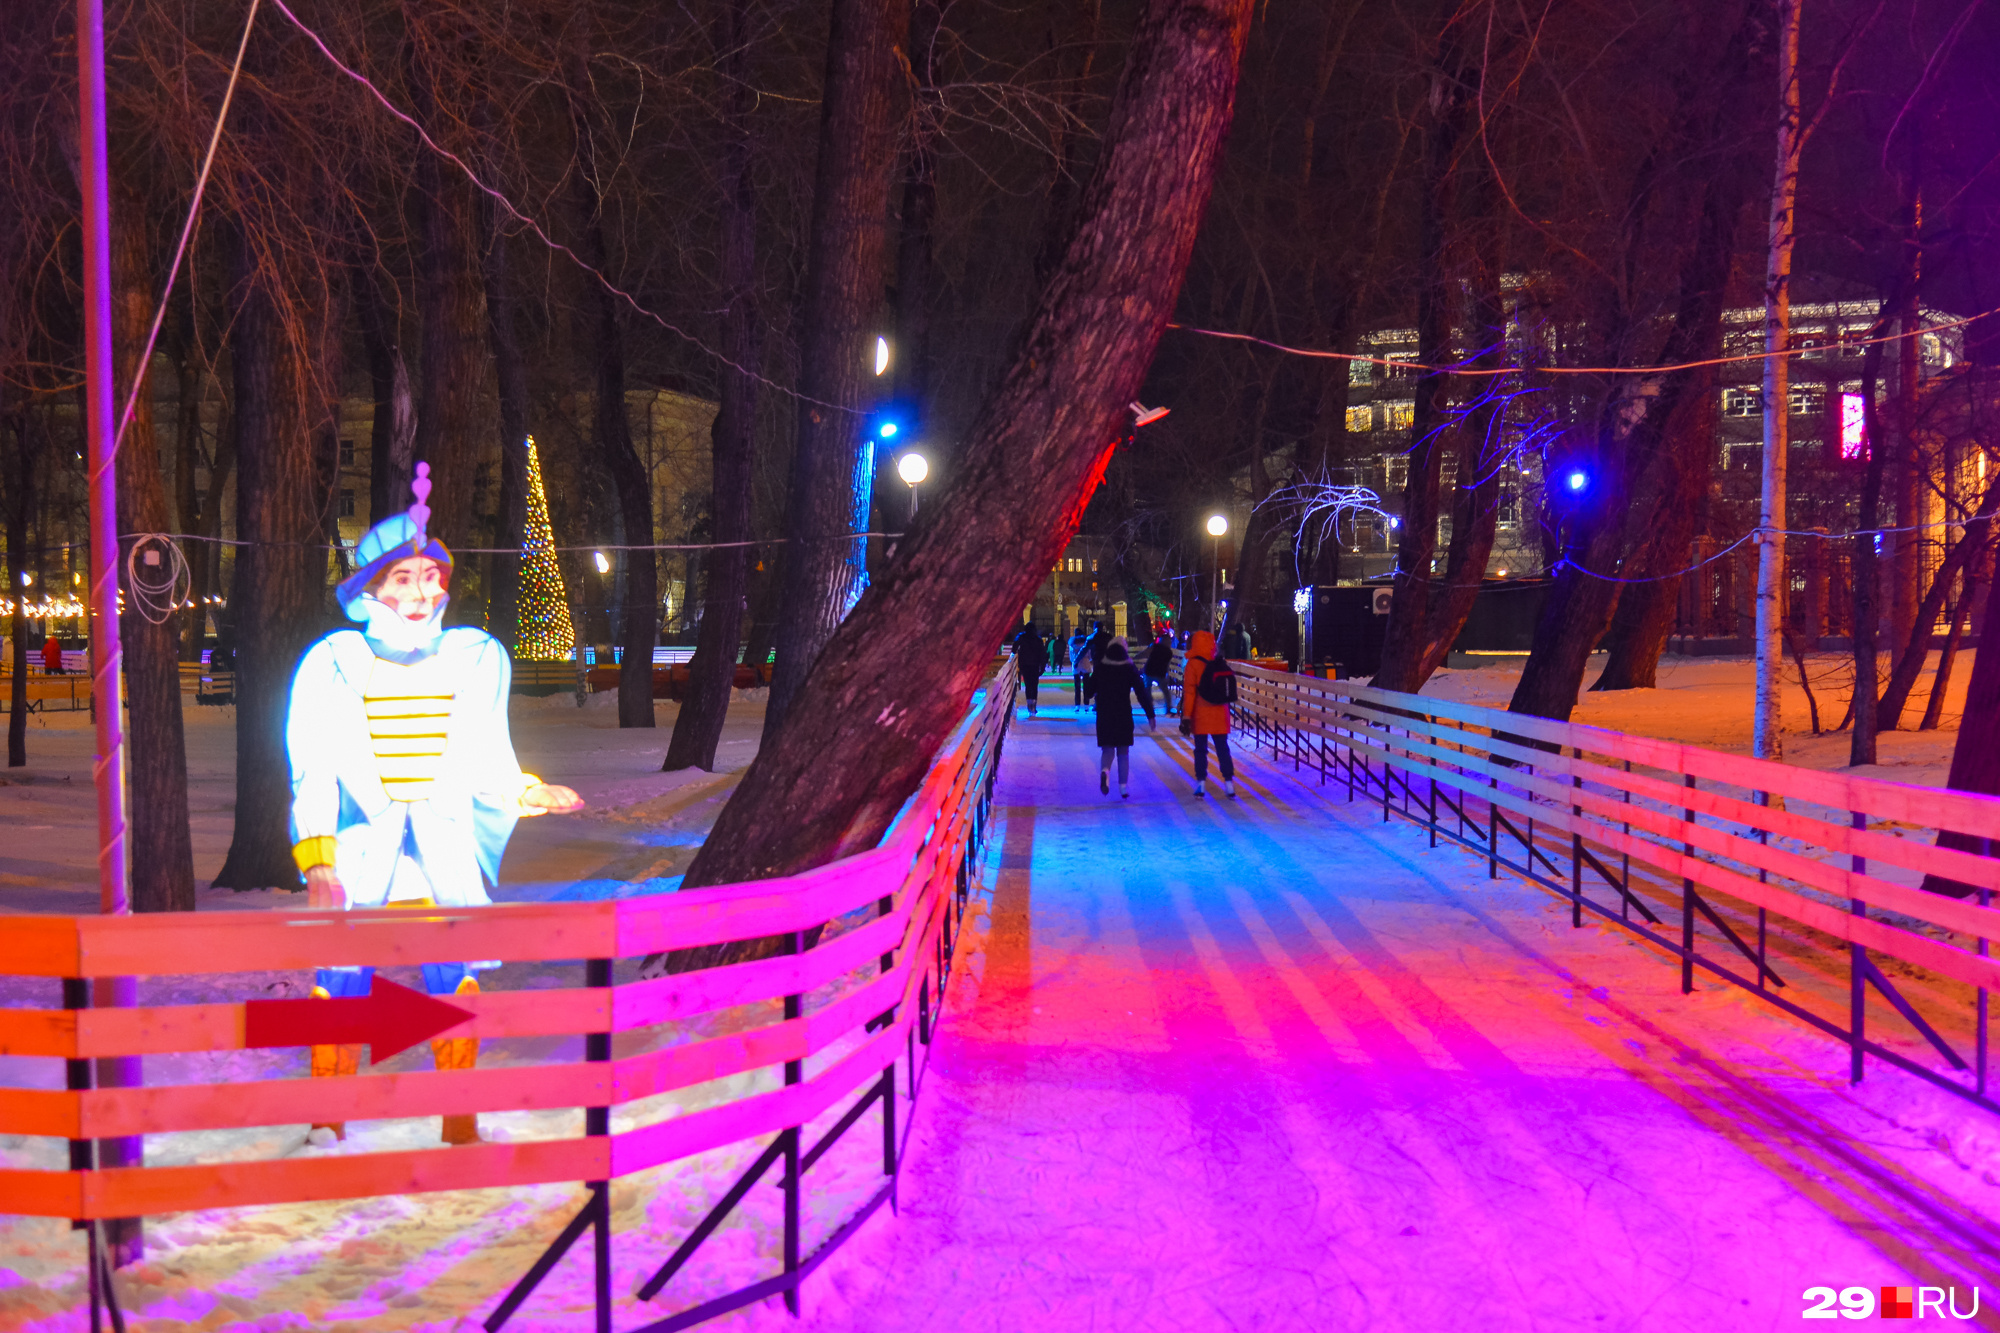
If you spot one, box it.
[1013,624,1048,717]
[1142,632,1173,718]
[1090,637,1154,797]
[1068,625,1092,705]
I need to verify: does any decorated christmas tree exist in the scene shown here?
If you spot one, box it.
[516,437,576,661]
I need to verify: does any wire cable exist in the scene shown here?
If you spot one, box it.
[111,0,261,458]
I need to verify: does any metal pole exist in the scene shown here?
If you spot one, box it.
[77,0,142,1253]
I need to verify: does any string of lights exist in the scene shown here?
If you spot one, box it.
[1166,302,2000,378]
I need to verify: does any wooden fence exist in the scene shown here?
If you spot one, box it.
[0,660,1018,1331]
[1221,660,1999,1111]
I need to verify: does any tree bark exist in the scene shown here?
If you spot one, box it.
[1406,279,1508,687]
[1510,132,1747,720]
[1588,391,1709,692]
[1875,474,1999,728]
[893,0,942,421]
[1752,0,1799,760]
[212,231,328,890]
[568,71,658,729]
[170,313,209,660]
[1917,545,1982,730]
[660,0,1252,970]
[109,184,195,911]
[665,0,761,772]
[411,156,488,606]
[183,397,234,663]
[1921,515,2000,896]
[479,196,529,654]
[356,270,414,529]
[764,0,912,733]
[1372,56,1466,690]
[1849,302,1895,765]
[5,409,36,769]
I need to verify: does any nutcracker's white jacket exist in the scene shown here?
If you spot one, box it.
[286,624,528,909]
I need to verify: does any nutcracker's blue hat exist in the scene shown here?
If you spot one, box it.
[336,464,452,619]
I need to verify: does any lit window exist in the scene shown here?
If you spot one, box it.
[1840,393,1867,458]
[1788,384,1823,416]
[1345,405,1372,433]
[1348,360,1371,386]
[1385,400,1415,431]
[1722,387,1761,418]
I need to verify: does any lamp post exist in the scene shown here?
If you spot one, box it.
[1206,513,1228,632]
[897,450,929,523]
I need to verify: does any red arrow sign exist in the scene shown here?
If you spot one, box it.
[245,977,473,1063]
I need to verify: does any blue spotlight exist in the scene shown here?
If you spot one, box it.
[1565,469,1588,493]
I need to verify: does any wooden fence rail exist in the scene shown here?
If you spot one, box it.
[0,661,1018,1331]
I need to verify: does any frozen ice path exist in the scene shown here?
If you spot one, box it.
[774,704,2000,1333]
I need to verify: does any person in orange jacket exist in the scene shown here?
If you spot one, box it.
[1180,629,1237,799]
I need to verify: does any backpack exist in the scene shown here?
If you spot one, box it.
[1195,656,1237,706]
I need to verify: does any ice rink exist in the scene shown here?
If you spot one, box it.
[776,704,1999,1333]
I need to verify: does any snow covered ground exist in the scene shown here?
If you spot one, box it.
[0,688,767,913]
[4,661,1997,1330]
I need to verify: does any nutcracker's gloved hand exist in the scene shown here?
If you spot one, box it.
[305,865,346,910]
[521,783,584,816]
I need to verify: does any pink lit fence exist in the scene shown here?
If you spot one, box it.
[0,661,1018,1331]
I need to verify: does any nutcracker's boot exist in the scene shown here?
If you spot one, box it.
[307,986,363,1141]
[432,975,482,1146]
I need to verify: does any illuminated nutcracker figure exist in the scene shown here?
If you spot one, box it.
[289,465,582,1144]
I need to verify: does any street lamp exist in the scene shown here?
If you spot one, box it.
[1205,513,1228,631]
[897,450,929,522]
[874,336,891,377]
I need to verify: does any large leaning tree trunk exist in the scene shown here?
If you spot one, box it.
[212,232,330,890]
[110,184,195,911]
[656,0,1254,973]
[764,0,912,734]
[666,0,761,772]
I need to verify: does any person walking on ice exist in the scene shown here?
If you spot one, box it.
[289,466,583,1145]
[1088,636,1153,797]
[1179,628,1237,799]
[1013,622,1047,717]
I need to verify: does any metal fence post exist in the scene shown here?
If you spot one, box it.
[1850,811,1867,1084]
[1681,774,1697,994]
[1570,747,1583,929]
[782,931,804,1315]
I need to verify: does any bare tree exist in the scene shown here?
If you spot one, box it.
[765,0,913,732]
[662,0,1254,971]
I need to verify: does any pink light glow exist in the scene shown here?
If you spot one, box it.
[1840,392,1867,458]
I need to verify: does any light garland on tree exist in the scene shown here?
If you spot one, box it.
[516,436,576,661]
